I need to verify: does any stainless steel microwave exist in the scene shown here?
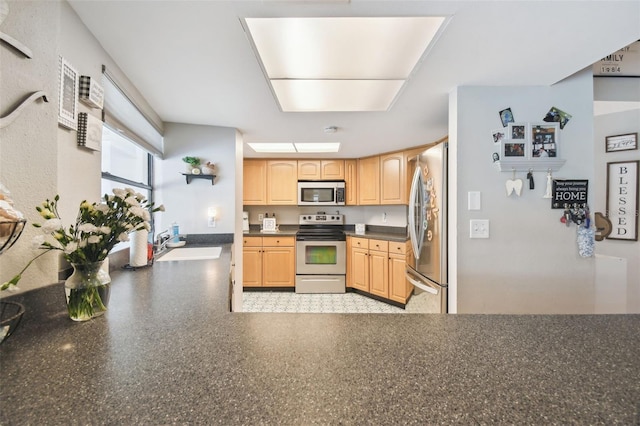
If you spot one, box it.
[297,181,345,206]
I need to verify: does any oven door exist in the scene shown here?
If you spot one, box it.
[296,240,346,275]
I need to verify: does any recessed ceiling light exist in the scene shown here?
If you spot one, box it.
[244,16,447,112]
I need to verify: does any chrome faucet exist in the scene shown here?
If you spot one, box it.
[154,230,171,254]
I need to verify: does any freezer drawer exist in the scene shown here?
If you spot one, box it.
[406,266,447,313]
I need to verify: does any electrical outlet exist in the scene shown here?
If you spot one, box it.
[469,219,489,238]
[208,217,216,228]
[258,213,264,221]
[382,212,387,223]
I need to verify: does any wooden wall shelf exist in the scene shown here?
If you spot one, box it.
[181,173,216,185]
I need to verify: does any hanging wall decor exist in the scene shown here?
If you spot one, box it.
[551,179,588,209]
[530,123,559,159]
[543,106,572,129]
[507,122,528,141]
[606,160,639,241]
[593,40,640,77]
[499,107,514,127]
[500,140,526,160]
[79,76,104,109]
[77,112,103,151]
[57,56,79,130]
[491,128,505,144]
[605,132,637,153]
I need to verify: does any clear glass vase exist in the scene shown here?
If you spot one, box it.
[64,261,111,321]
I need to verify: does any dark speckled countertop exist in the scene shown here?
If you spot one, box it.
[1,244,639,424]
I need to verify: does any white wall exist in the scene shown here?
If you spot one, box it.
[593,108,640,313]
[450,68,597,314]
[0,0,60,293]
[157,122,236,236]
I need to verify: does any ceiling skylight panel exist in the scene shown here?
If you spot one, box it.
[245,17,446,80]
[294,143,340,153]
[244,16,447,112]
[248,143,296,153]
[272,79,404,111]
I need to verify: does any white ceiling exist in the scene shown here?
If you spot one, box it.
[68,0,640,159]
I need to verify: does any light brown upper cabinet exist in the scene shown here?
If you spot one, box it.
[267,160,298,205]
[344,159,358,205]
[357,156,380,205]
[298,160,345,180]
[243,159,267,205]
[380,151,407,205]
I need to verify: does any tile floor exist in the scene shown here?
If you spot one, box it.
[243,291,404,313]
[242,291,435,314]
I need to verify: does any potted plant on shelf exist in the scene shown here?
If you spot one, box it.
[182,156,201,174]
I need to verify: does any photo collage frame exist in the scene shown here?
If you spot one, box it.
[493,122,559,161]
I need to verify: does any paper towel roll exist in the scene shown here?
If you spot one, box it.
[129,229,149,267]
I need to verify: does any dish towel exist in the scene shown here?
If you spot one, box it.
[577,225,594,258]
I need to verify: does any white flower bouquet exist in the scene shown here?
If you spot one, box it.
[1,188,164,319]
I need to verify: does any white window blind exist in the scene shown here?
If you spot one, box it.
[102,66,164,158]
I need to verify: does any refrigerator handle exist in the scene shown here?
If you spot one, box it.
[408,165,425,259]
[405,271,438,295]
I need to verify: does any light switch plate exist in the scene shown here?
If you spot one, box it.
[470,219,489,238]
[468,191,481,210]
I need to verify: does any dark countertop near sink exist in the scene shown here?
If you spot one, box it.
[1,244,639,425]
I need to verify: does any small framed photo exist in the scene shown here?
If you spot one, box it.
[605,133,637,153]
[58,56,79,130]
[491,129,505,144]
[530,123,559,158]
[507,123,528,140]
[499,108,514,127]
[501,139,526,159]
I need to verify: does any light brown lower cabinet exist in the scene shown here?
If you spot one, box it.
[243,236,295,288]
[347,237,413,305]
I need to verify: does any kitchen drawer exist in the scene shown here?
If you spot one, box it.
[262,236,295,247]
[389,241,407,255]
[368,239,388,252]
[243,236,262,247]
[351,237,368,249]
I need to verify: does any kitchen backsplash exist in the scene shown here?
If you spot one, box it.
[243,205,408,227]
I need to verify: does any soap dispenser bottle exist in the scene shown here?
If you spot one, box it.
[171,222,180,243]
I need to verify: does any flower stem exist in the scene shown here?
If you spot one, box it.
[1,249,52,291]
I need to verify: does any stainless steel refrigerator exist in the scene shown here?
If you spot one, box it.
[406,140,448,313]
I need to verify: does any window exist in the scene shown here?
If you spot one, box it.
[100,67,164,251]
[101,126,150,186]
[100,126,154,252]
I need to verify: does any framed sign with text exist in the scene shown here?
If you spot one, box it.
[606,161,639,241]
[551,179,588,209]
[593,40,640,77]
[606,133,637,153]
[58,56,79,130]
